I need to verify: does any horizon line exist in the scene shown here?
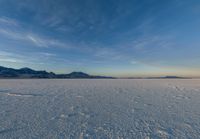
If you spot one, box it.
[1,65,200,79]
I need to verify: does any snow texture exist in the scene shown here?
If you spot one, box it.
[0,79,200,139]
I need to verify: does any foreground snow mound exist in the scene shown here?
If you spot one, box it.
[0,79,200,139]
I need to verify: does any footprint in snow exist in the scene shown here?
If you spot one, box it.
[6,93,43,97]
[156,129,169,138]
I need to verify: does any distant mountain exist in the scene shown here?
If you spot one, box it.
[145,76,189,79]
[120,76,187,79]
[147,76,186,79]
[0,66,188,79]
[0,66,113,79]
[56,72,91,78]
[161,76,184,79]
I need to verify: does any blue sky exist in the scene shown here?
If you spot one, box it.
[0,0,200,77]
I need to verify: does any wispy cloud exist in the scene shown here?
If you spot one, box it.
[36,52,57,57]
[0,17,19,26]
[0,51,26,64]
[0,58,24,63]
[41,15,63,28]
[0,26,69,48]
[0,28,24,40]
[130,60,138,65]
[94,48,126,61]
[26,35,70,48]
[0,50,82,68]
[0,15,72,48]
[0,50,49,65]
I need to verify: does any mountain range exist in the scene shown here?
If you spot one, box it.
[0,66,186,79]
[0,66,113,79]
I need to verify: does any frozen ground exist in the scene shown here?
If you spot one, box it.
[0,79,200,139]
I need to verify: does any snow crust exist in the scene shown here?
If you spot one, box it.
[0,79,200,139]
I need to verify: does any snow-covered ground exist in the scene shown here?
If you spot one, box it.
[0,79,200,139]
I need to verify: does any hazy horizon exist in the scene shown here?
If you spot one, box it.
[1,65,200,78]
[0,0,200,77]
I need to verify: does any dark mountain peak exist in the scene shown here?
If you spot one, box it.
[68,72,90,78]
[0,66,7,70]
[69,71,89,76]
[0,66,6,68]
[20,67,33,70]
[18,67,37,74]
[19,67,35,72]
[70,71,87,74]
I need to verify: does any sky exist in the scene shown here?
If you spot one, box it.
[0,0,200,77]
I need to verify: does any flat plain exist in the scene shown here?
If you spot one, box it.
[0,79,200,139]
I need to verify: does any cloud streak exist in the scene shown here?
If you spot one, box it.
[0,24,69,48]
[0,17,19,26]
